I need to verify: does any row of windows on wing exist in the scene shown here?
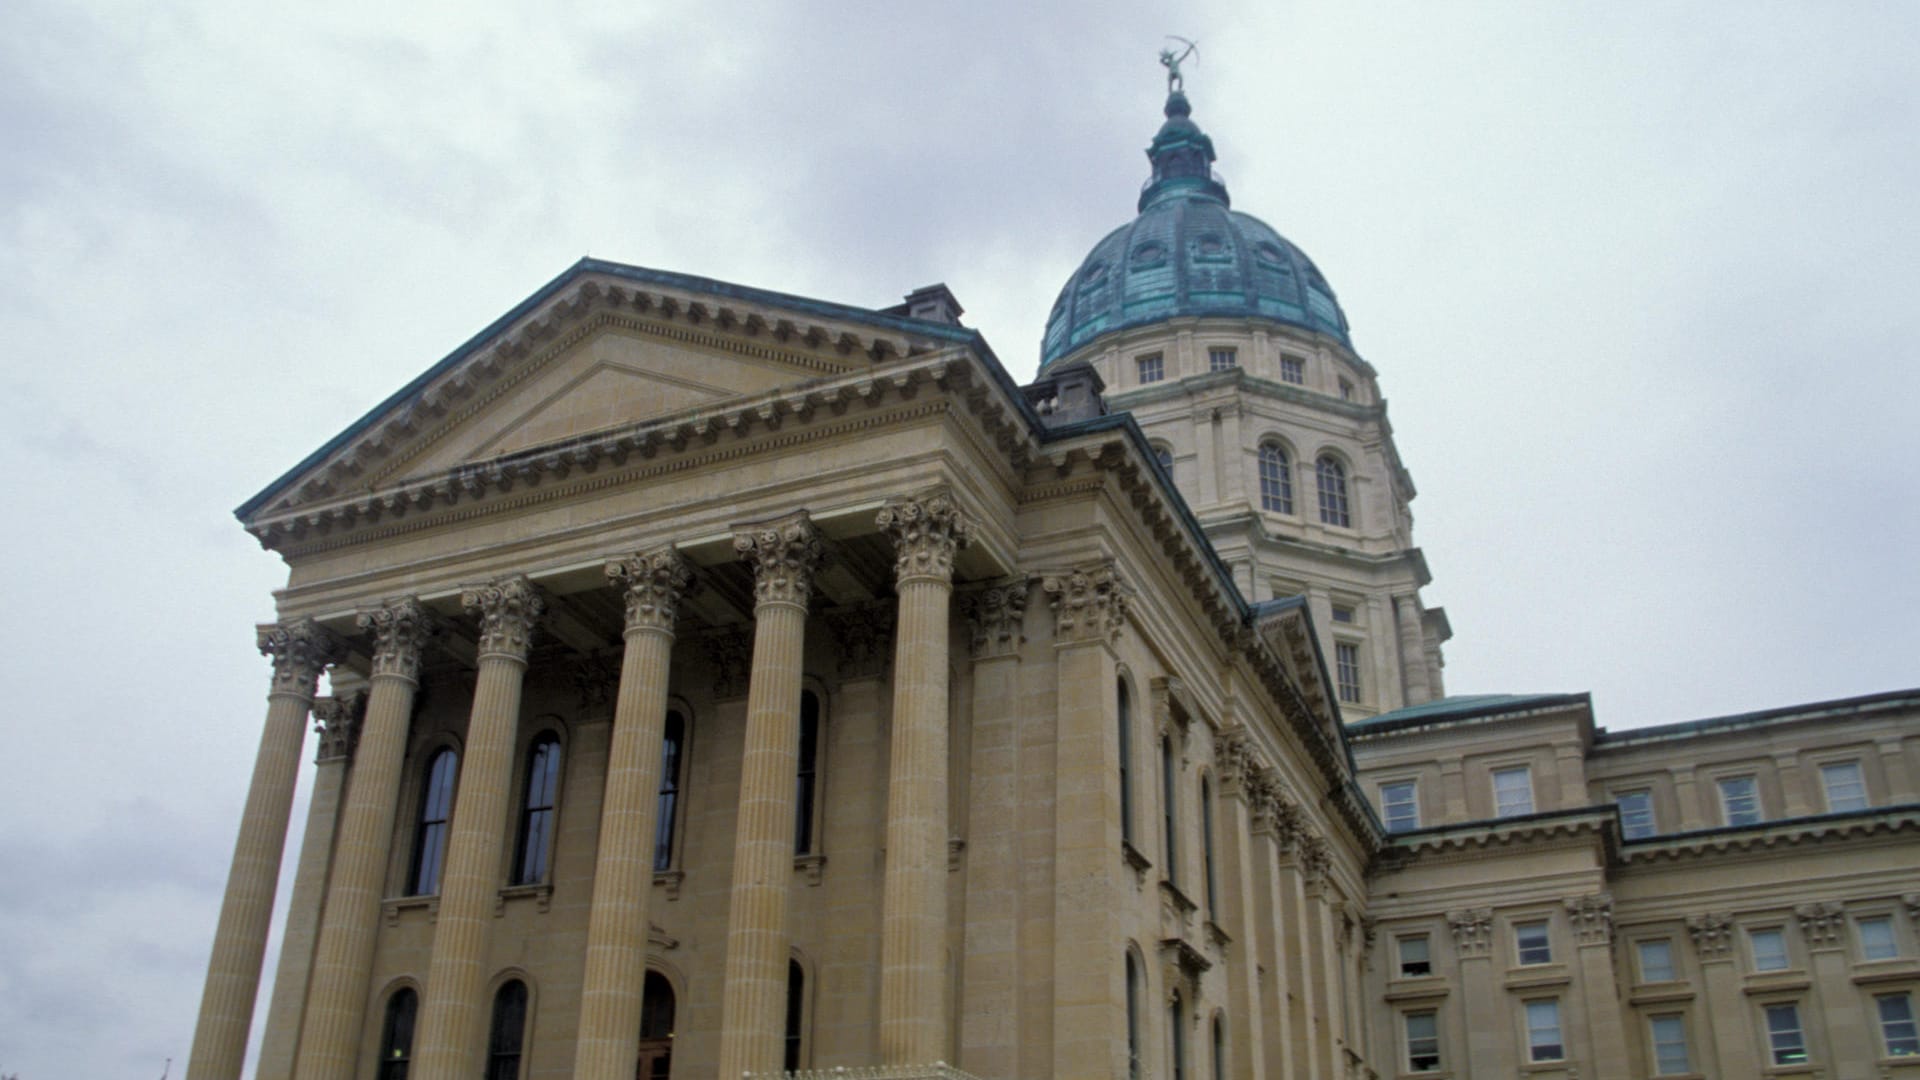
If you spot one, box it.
[406,692,824,898]
[1137,347,1357,400]
[1121,949,1231,1080]
[1148,438,1354,531]
[1374,758,1881,837]
[374,964,818,1079]
[1385,916,1919,1073]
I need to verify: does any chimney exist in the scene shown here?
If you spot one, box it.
[883,283,965,326]
[1023,360,1107,426]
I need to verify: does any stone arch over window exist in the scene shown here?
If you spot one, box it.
[1150,441,1176,475]
[1124,942,1146,1080]
[511,719,566,886]
[785,951,815,1072]
[1315,452,1352,528]
[1210,1010,1228,1080]
[483,973,532,1080]
[1258,439,1294,514]
[407,741,461,896]
[373,979,420,1080]
[636,967,677,1080]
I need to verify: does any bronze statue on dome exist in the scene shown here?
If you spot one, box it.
[1160,37,1199,93]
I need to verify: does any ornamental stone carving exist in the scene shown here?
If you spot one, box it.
[1213,727,1255,791]
[1245,767,1282,832]
[1796,901,1846,947]
[462,575,545,660]
[258,619,342,698]
[826,604,895,679]
[571,652,620,710]
[1906,894,1920,922]
[1272,789,1307,852]
[877,492,972,585]
[357,596,438,682]
[703,627,752,699]
[734,512,824,609]
[964,578,1030,659]
[1686,913,1735,960]
[1565,892,1614,946]
[1299,833,1333,883]
[1041,560,1131,645]
[1447,908,1493,958]
[606,546,695,635]
[312,691,366,762]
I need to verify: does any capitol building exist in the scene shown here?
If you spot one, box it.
[186,67,1920,1080]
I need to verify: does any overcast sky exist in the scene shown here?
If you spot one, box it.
[2,2,1916,1076]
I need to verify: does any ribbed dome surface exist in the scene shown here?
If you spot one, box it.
[1040,91,1352,367]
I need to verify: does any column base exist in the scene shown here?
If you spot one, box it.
[743,1063,984,1080]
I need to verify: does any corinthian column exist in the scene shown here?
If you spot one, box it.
[876,493,971,1065]
[573,548,694,1080]
[188,619,341,1080]
[717,513,822,1080]
[414,576,544,1080]
[294,598,438,1080]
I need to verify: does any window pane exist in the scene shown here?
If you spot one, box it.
[1161,736,1178,883]
[1118,682,1133,845]
[1878,994,1919,1057]
[1315,456,1350,527]
[1335,643,1361,704]
[1209,348,1236,371]
[795,691,820,854]
[486,981,527,1080]
[1493,767,1534,817]
[1859,916,1898,961]
[1138,354,1164,384]
[655,712,685,872]
[411,750,458,895]
[1525,1000,1563,1061]
[1718,775,1761,826]
[1750,929,1788,972]
[1382,781,1419,833]
[1650,1014,1690,1075]
[1821,761,1868,812]
[1258,444,1292,513]
[1405,1011,1440,1071]
[1398,935,1431,977]
[1200,777,1217,918]
[1637,939,1675,982]
[1765,1003,1806,1065]
[1280,355,1305,385]
[784,960,806,1072]
[514,736,561,886]
[1616,789,1656,839]
[379,988,418,1080]
[1516,921,1552,965]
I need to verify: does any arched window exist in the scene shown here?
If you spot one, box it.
[654,711,686,873]
[1211,1014,1226,1080]
[795,691,822,855]
[377,987,417,1080]
[784,959,807,1072]
[410,749,457,895]
[637,971,675,1080]
[1200,776,1218,919]
[512,735,561,885]
[1153,444,1174,473]
[1258,442,1293,514]
[1161,734,1179,885]
[1124,952,1141,1080]
[1316,455,1351,527]
[485,980,527,1080]
[1118,682,1135,846]
[1169,990,1187,1080]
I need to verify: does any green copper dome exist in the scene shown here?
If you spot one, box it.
[1040,90,1352,367]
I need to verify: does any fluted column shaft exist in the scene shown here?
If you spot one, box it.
[877,494,970,1065]
[414,577,544,1080]
[717,514,822,1080]
[189,620,339,1080]
[293,599,436,1080]
[573,549,693,1080]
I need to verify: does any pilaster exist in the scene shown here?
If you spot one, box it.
[1686,912,1757,1077]
[1565,892,1629,1078]
[1447,907,1511,1077]
[1211,730,1270,1080]
[1799,901,1872,1077]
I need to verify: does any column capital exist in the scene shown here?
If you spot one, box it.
[1447,908,1493,957]
[462,575,545,661]
[826,603,894,680]
[877,491,972,586]
[1686,912,1735,960]
[606,546,695,636]
[734,511,823,610]
[1795,901,1846,948]
[357,596,439,682]
[258,619,343,700]
[1299,832,1332,887]
[1564,892,1614,946]
[312,691,367,763]
[964,578,1030,660]
[1041,559,1131,646]
[1213,726,1257,793]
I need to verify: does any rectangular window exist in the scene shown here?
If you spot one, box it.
[1649,1014,1691,1075]
[1764,1003,1807,1065]
[1331,605,1354,623]
[1718,775,1761,826]
[1338,376,1354,400]
[1137,353,1164,384]
[1859,915,1899,961]
[1820,760,1869,812]
[1616,789,1657,839]
[1381,781,1419,833]
[1750,928,1789,972]
[1493,766,1534,818]
[1398,934,1432,977]
[1515,921,1553,966]
[1404,1010,1440,1072]
[1280,354,1305,385]
[1335,642,1362,704]
[1208,347,1237,371]
[1637,939,1676,982]
[1525,1000,1564,1061]
[1879,994,1920,1057]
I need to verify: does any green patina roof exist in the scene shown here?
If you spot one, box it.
[1348,693,1591,734]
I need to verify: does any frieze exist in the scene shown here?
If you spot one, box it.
[1564,892,1614,946]
[1041,559,1131,646]
[312,691,367,763]
[734,511,823,610]
[963,578,1030,660]
[357,597,438,682]
[462,575,545,660]
[876,491,971,585]
[606,546,695,635]
[258,619,343,699]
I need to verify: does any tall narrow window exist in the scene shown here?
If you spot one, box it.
[1138,354,1165,384]
[1162,735,1179,885]
[1211,1015,1226,1080]
[1397,935,1432,977]
[784,960,806,1071]
[1492,766,1534,817]
[1649,1014,1690,1075]
[1404,1010,1440,1072]
[655,711,686,872]
[795,691,821,854]
[1820,760,1868,812]
[1125,952,1141,1080]
[1764,1002,1807,1065]
[485,980,527,1080]
[1718,775,1761,826]
[378,988,418,1080]
[1859,915,1899,961]
[1258,443,1293,513]
[1335,643,1362,705]
[1168,991,1186,1080]
[1615,789,1656,839]
[1878,994,1920,1057]
[1119,681,1134,847]
[1636,939,1675,982]
[513,735,561,885]
[410,749,458,895]
[1279,354,1305,385]
[637,971,676,1080]
[1315,455,1351,527]
[1200,776,1218,918]
[1525,1000,1564,1061]
[1380,780,1418,832]
[1515,921,1553,965]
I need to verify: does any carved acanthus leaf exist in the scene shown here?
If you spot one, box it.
[876,491,972,585]
[606,546,695,634]
[1686,912,1734,959]
[825,604,894,679]
[965,578,1031,659]
[1795,901,1846,947]
[312,690,367,762]
[258,619,343,698]
[1041,559,1131,645]
[357,597,438,682]
[1564,892,1614,945]
[462,575,545,660]
[733,512,823,609]
[1447,908,1493,957]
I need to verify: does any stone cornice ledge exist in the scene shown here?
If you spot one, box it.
[1372,807,1616,870]
[1622,804,1920,865]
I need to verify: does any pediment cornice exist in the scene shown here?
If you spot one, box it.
[1621,806,1920,866]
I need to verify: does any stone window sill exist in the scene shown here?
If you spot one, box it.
[1854,958,1920,985]
[495,882,552,915]
[1628,983,1697,1005]
[653,868,686,901]
[1121,839,1153,883]
[1743,972,1811,995]
[1385,976,1451,1004]
[794,852,827,886]
[383,894,437,926]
